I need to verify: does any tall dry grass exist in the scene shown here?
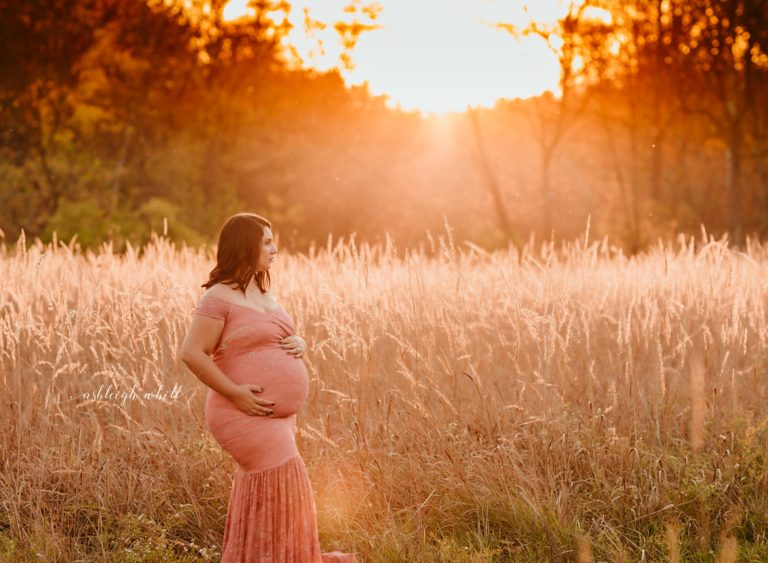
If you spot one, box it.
[1,225,767,561]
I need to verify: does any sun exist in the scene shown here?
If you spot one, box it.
[222,0,571,114]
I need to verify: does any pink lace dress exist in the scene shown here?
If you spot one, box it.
[193,294,358,563]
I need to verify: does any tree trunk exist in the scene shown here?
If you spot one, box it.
[467,109,518,246]
[110,121,134,214]
[757,155,768,236]
[726,126,743,244]
[650,0,664,203]
[540,148,554,236]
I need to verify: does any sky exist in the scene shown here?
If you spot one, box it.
[222,0,570,114]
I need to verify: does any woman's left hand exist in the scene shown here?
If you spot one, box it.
[281,335,307,358]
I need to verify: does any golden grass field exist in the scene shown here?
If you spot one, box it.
[1,226,767,562]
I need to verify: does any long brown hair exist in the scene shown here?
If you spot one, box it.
[202,213,272,294]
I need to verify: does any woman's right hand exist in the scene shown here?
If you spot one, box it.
[228,384,275,416]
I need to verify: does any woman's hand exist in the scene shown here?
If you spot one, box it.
[228,384,275,416]
[280,335,306,359]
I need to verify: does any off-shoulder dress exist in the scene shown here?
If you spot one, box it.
[193,294,357,563]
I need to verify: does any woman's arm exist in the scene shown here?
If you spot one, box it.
[180,315,274,416]
[180,315,241,399]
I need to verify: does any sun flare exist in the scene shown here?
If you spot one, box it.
[222,0,573,114]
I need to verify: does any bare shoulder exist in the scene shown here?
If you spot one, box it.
[202,282,277,309]
[203,283,240,302]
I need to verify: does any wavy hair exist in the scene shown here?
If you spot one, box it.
[202,213,272,294]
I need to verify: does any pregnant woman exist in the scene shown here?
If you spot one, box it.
[181,213,357,562]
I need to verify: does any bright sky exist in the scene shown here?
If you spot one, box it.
[223,0,571,114]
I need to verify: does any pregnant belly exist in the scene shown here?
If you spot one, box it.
[208,348,309,420]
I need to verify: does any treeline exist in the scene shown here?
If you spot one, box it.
[1,0,767,252]
[0,0,408,249]
[533,0,768,250]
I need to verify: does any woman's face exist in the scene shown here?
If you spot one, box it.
[258,227,278,271]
